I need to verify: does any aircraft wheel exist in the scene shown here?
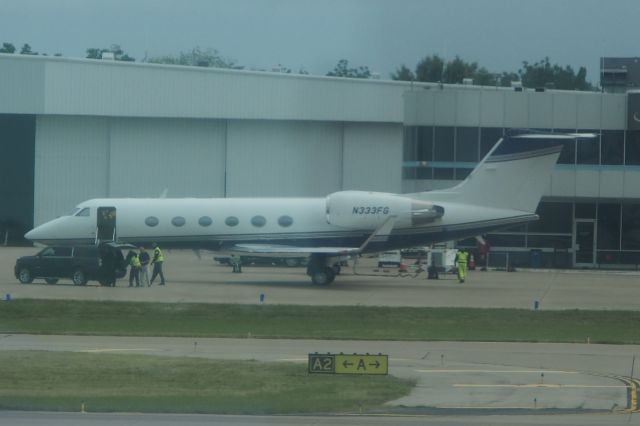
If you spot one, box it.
[311,267,335,286]
[18,268,33,284]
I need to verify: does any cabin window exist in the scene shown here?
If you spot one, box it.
[172,216,186,227]
[278,215,293,227]
[145,216,159,227]
[225,216,239,227]
[198,216,212,227]
[251,215,266,227]
[76,207,90,217]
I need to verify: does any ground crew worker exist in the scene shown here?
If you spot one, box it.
[454,248,469,283]
[128,250,141,287]
[138,246,150,287]
[149,242,166,286]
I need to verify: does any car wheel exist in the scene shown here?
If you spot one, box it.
[72,269,87,286]
[45,278,59,285]
[18,268,33,284]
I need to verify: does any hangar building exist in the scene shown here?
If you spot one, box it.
[2,54,640,269]
[0,54,406,242]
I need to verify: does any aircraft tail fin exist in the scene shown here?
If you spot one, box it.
[415,130,593,213]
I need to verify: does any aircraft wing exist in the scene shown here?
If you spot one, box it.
[227,215,398,257]
[227,244,361,257]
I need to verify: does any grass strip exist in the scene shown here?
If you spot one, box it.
[1,299,640,344]
[0,350,413,414]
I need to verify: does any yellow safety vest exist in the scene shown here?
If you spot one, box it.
[457,251,468,264]
[130,254,141,268]
[154,247,164,263]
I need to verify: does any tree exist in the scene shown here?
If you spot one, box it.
[518,57,594,90]
[326,59,371,79]
[86,44,135,62]
[147,47,240,69]
[415,55,444,82]
[443,56,478,84]
[0,42,16,53]
[390,64,415,81]
[20,43,37,55]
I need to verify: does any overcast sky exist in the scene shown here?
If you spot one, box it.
[2,0,639,83]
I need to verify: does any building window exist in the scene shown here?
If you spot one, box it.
[225,216,239,227]
[480,127,503,159]
[455,127,479,163]
[171,216,186,227]
[553,129,576,164]
[576,131,599,165]
[434,126,454,162]
[278,215,293,227]
[597,203,620,250]
[528,202,572,233]
[574,203,596,219]
[621,204,640,250]
[145,216,159,227]
[625,131,640,165]
[416,126,433,161]
[251,215,266,227]
[416,167,433,179]
[403,126,418,162]
[601,130,624,165]
[198,216,212,227]
[433,168,454,180]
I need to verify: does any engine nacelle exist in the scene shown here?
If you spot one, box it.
[325,191,444,229]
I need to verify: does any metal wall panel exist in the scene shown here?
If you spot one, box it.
[0,56,44,114]
[455,90,481,126]
[108,118,226,198]
[226,120,342,197]
[342,123,403,192]
[549,169,576,197]
[34,116,109,225]
[576,92,602,129]
[403,90,435,126]
[479,90,505,127]
[503,91,529,128]
[30,57,410,122]
[433,91,456,126]
[552,93,577,129]
[601,93,627,129]
[575,170,600,197]
[600,170,624,198]
[528,93,554,129]
[623,170,640,198]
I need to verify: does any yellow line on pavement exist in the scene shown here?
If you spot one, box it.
[454,383,629,388]
[416,369,577,374]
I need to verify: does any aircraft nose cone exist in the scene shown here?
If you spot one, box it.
[24,228,36,240]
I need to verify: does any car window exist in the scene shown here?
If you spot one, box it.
[74,246,97,258]
[54,247,72,257]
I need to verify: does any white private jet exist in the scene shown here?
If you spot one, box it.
[25,129,587,285]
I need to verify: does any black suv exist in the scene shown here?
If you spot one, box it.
[15,243,127,286]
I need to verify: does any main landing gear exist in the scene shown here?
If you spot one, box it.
[307,254,340,286]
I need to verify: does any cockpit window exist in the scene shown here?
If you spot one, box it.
[75,208,90,217]
[67,208,81,216]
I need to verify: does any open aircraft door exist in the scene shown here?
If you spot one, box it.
[96,206,117,243]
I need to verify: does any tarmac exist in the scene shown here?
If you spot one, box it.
[2,246,640,420]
